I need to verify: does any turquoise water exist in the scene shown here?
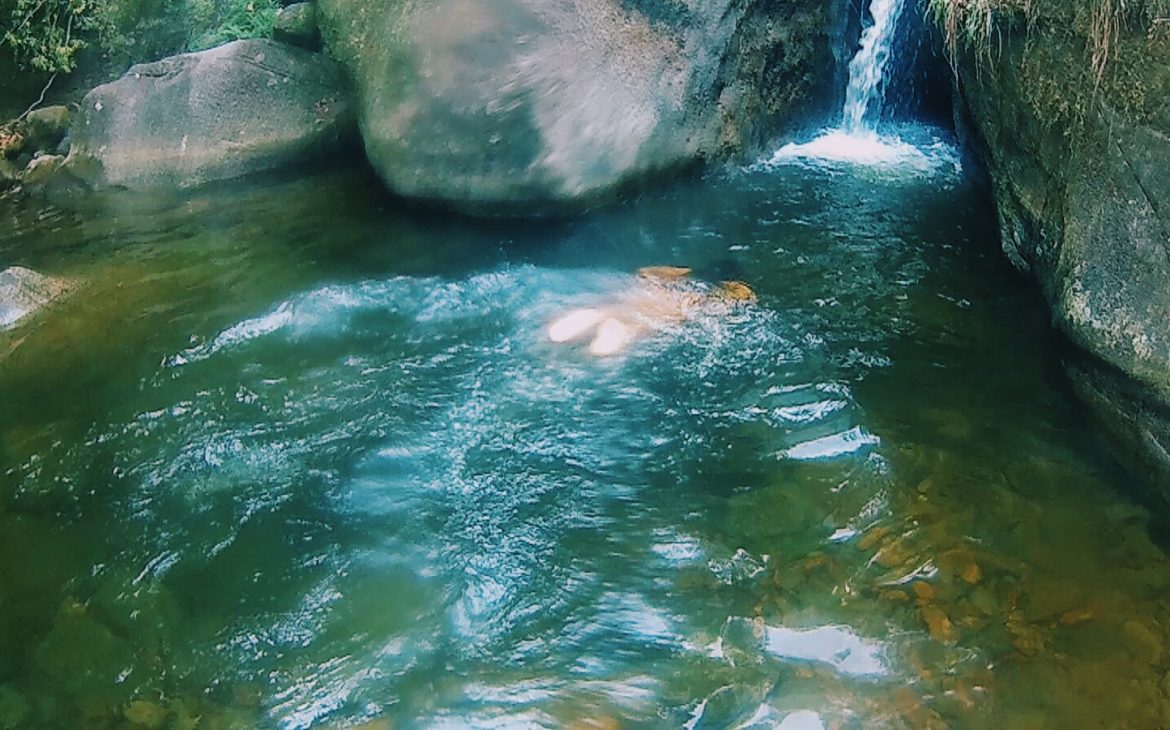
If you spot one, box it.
[1,138,1168,729]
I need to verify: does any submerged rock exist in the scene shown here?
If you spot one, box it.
[66,39,356,190]
[123,700,168,729]
[0,267,70,330]
[951,10,1170,492]
[316,0,841,212]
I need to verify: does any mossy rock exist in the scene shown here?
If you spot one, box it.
[17,106,70,155]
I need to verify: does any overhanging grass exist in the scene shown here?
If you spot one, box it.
[928,0,1170,78]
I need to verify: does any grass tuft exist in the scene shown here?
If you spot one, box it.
[928,0,1168,77]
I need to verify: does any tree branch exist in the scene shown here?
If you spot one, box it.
[14,73,57,123]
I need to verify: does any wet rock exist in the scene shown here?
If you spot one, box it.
[124,699,168,728]
[316,0,841,213]
[892,687,947,730]
[912,581,936,605]
[952,13,1170,492]
[800,553,833,574]
[874,539,913,569]
[18,105,70,154]
[1058,607,1097,627]
[1123,619,1164,665]
[0,266,71,330]
[274,3,320,50]
[857,526,891,551]
[882,589,911,603]
[937,548,983,585]
[1006,610,1046,657]
[66,39,356,191]
[961,561,983,585]
[22,154,65,188]
[919,606,955,644]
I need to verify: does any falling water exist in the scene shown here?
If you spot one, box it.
[763,0,957,174]
[842,0,907,133]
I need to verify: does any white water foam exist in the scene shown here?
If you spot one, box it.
[761,126,962,178]
[758,0,962,179]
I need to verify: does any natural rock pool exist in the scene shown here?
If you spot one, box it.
[2,135,1168,729]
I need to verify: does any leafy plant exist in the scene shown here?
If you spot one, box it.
[928,0,1170,52]
[186,0,277,52]
[1,0,116,73]
[927,0,1170,75]
[0,0,279,75]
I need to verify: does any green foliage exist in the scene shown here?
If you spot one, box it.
[928,0,1170,51]
[928,0,1170,73]
[186,0,277,52]
[0,0,279,75]
[1,0,114,73]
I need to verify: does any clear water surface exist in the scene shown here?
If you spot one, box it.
[1,132,1168,730]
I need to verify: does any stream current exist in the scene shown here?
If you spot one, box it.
[1,134,1169,729]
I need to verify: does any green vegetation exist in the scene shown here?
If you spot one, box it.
[928,0,1170,76]
[186,0,279,52]
[0,0,279,75]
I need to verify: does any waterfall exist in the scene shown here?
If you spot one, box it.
[842,0,906,134]
[760,0,960,175]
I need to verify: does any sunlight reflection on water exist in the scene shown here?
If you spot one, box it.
[2,158,1163,729]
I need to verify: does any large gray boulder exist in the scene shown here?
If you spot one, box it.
[951,9,1170,490]
[65,39,356,190]
[317,0,840,212]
